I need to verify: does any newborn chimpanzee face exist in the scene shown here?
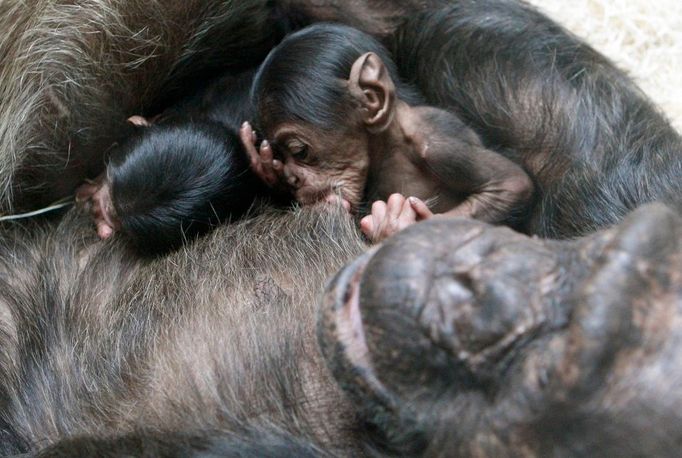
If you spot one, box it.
[269,120,370,211]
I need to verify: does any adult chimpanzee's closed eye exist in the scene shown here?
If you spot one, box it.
[0,0,681,456]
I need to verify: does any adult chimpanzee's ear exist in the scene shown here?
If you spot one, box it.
[348,52,396,134]
[126,115,151,127]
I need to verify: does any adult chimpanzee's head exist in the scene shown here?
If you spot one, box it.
[250,23,421,210]
[318,203,682,455]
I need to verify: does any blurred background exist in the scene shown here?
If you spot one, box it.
[528,0,682,132]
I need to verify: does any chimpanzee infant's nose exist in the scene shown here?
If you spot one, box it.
[283,167,300,187]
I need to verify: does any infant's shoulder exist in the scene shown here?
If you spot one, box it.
[410,105,480,145]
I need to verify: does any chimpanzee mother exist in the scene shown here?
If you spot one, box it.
[0,0,680,456]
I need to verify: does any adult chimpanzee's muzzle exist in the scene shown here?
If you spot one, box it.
[318,203,682,456]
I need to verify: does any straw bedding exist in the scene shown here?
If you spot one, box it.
[528,0,682,132]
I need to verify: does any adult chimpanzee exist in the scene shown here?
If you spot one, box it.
[0,0,441,214]
[390,4,681,238]
[79,23,534,249]
[241,4,681,241]
[0,0,680,457]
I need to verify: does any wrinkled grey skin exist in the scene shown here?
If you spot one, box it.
[320,203,682,456]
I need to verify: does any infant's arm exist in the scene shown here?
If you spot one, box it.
[417,107,534,224]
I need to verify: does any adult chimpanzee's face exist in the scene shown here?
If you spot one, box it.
[318,204,682,455]
[268,120,370,211]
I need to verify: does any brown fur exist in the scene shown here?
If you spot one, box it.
[0,205,367,454]
[0,0,277,212]
[1,0,681,455]
[0,0,437,213]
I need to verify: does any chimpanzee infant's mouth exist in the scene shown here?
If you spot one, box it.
[297,186,353,212]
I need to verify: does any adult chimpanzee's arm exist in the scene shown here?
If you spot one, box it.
[34,429,326,458]
[389,2,682,237]
[282,0,450,38]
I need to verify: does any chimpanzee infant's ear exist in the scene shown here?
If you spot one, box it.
[348,52,396,134]
[126,115,151,127]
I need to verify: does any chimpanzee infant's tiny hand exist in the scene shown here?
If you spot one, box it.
[240,122,286,190]
[360,194,433,243]
[75,175,120,240]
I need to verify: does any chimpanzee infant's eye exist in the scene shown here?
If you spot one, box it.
[290,145,309,161]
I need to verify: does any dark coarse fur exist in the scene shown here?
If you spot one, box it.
[33,428,327,457]
[0,0,283,213]
[390,1,682,237]
[0,0,681,456]
[106,70,265,255]
[108,120,262,255]
[0,0,432,214]
[165,70,258,132]
[252,23,422,131]
[0,206,368,456]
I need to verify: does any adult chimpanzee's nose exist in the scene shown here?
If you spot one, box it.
[318,219,561,448]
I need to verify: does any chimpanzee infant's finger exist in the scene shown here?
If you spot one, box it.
[240,123,261,168]
[396,198,417,229]
[360,214,375,239]
[240,122,283,188]
[258,140,281,187]
[126,115,151,127]
[408,196,434,220]
[96,221,114,239]
[369,200,389,243]
[75,183,97,204]
[370,200,387,225]
[386,193,406,222]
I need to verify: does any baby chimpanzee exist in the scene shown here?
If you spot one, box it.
[241,24,534,243]
[78,71,266,254]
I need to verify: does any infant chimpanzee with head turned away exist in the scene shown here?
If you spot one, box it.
[78,71,267,255]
